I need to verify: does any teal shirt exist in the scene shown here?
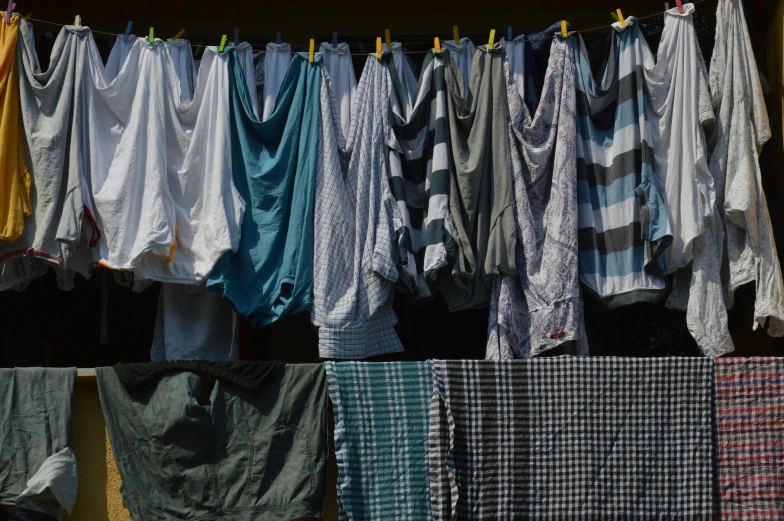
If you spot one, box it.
[208,50,321,327]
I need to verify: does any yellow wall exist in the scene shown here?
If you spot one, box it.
[64,376,338,521]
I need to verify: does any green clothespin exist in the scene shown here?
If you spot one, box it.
[194,44,203,56]
[218,34,227,53]
[148,27,154,44]
[610,11,619,22]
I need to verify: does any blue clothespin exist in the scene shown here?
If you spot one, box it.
[44,32,53,39]
[5,0,16,25]
[332,31,338,49]
[125,21,133,36]
[234,27,239,46]
[276,31,281,44]
[358,41,366,54]
[507,26,513,41]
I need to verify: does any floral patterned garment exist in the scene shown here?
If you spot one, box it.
[703,0,784,337]
[486,33,587,359]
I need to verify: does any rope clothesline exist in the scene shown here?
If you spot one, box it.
[15,0,713,56]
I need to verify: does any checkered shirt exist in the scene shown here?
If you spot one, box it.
[429,358,713,520]
[714,357,784,521]
[326,361,432,520]
[310,55,404,359]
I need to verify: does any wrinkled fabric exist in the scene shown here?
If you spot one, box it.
[97,363,327,521]
[311,55,403,359]
[259,42,291,121]
[440,44,517,312]
[387,50,456,300]
[573,20,672,309]
[705,0,784,337]
[208,52,319,326]
[0,368,77,520]
[487,32,585,359]
[165,39,197,103]
[714,358,784,521]
[0,14,30,243]
[320,42,356,139]
[443,38,475,100]
[232,42,258,118]
[326,362,432,520]
[429,358,713,520]
[383,41,418,114]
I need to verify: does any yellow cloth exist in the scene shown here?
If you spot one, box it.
[0,13,30,242]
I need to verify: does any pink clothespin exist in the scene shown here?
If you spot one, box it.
[676,0,684,13]
[5,0,17,24]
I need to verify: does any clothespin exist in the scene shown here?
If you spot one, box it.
[385,29,391,49]
[561,20,568,38]
[488,29,496,49]
[234,28,240,45]
[358,41,366,53]
[44,32,53,39]
[24,12,30,19]
[616,9,626,27]
[308,39,314,63]
[434,37,441,54]
[276,31,281,44]
[453,25,460,42]
[74,15,81,28]
[610,12,619,22]
[376,36,382,59]
[218,34,227,53]
[664,2,670,9]
[125,21,133,36]
[332,31,338,49]
[194,43,203,56]
[4,0,15,24]
[507,26,513,41]
[676,0,684,13]
[148,27,154,44]
[172,29,186,41]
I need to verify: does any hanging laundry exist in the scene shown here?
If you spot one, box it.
[165,38,198,103]
[429,358,713,520]
[311,54,404,359]
[714,357,784,520]
[704,0,784,336]
[387,50,456,300]
[151,283,238,361]
[320,41,356,139]
[232,41,259,118]
[443,37,475,99]
[258,42,292,121]
[208,51,320,327]
[0,13,30,245]
[573,20,672,308]
[96,362,327,520]
[6,20,102,291]
[104,33,135,80]
[326,361,433,520]
[0,368,78,520]
[86,38,244,290]
[486,29,586,359]
[383,40,418,114]
[439,44,517,312]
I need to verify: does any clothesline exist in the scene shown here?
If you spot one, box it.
[20,0,714,55]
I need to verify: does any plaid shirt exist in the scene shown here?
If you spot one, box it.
[326,362,432,520]
[429,358,713,520]
[310,55,404,359]
[714,358,784,521]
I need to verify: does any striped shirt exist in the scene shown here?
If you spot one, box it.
[573,20,672,308]
[387,51,456,300]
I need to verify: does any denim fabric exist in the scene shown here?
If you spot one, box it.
[96,363,327,521]
[0,368,77,521]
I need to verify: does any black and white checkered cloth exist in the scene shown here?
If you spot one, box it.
[311,55,404,359]
[429,358,713,520]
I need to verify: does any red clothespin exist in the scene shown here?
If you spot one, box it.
[5,0,16,24]
[676,0,684,13]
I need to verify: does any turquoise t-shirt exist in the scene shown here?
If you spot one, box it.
[208,50,321,327]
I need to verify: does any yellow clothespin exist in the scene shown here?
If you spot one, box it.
[218,34,227,52]
[308,39,315,63]
[376,37,382,59]
[149,27,154,44]
[453,25,460,42]
[384,29,391,49]
[434,37,441,54]
[561,20,568,38]
[488,29,496,49]
[616,8,626,27]
[172,29,186,40]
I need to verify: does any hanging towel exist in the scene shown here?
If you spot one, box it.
[0,368,77,520]
[84,38,244,289]
[208,52,320,327]
[387,50,456,300]
[0,13,30,244]
[439,44,517,312]
[311,54,403,359]
[104,33,135,80]
[443,37,475,100]
[573,20,672,309]
[259,42,292,121]
[97,363,327,521]
[320,42,356,140]
[326,362,432,520]
[714,357,784,521]
[165,38,198,103]
[486,31,585,359]
[705,0,784,337]
[428,358,713,520]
